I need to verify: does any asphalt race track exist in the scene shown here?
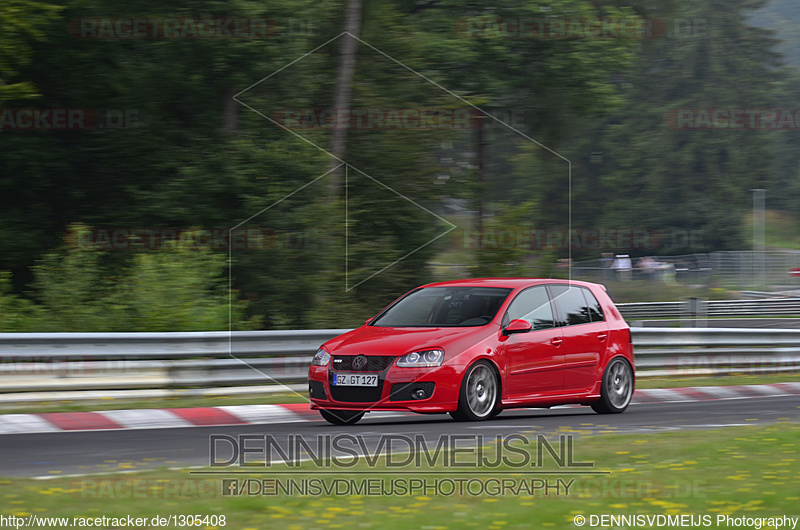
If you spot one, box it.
[0,396,798,478]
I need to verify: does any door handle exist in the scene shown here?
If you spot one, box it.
[551,337,563,347]
[597,333,608,341]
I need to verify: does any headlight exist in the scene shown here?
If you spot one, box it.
[396,349,444,368]
[311,348,331,366]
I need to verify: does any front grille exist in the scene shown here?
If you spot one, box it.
[309,381,326,399]
[389,382,435,401]
[332,355,396,372]
[329,383,384,403]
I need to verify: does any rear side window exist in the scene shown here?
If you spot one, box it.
[548,285,592,326]
[503,286,555,330]
[582,288,605,322]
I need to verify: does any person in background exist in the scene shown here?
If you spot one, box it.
[612,254,632,281]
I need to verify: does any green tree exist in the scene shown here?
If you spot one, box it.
[594,0,782,254]
[0,0,61,101]
[5,226,253,332]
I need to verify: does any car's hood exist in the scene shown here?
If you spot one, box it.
[324,325,496,357]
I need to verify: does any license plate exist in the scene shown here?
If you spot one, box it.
[332,373,378,387]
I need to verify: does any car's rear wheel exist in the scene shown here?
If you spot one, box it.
[319,409,365,425]
[450,360,499,421]
[591,357,633,414]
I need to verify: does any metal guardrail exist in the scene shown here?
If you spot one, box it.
[631,328,800,377]
[0,330,349,360]
[618,298,800,320]
[0,327,799,403]
[0,330,348,399]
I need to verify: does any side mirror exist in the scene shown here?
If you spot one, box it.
[503,319,532,335]
[364,317,374,325]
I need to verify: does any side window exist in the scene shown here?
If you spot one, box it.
[503,286,555,330]
[548,285,592,326]
[581,287,605,322]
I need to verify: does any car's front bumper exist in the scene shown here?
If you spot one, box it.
[307,363,461,413]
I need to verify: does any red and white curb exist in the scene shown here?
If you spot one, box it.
[632,382,800,403]
[1,383,799,435]
[0,404,410,435]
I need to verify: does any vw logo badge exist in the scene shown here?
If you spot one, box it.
[352,355,368,370]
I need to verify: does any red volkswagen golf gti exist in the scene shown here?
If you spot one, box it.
[308,278,634,425]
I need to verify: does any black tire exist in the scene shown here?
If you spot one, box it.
[319,409,365,425]
[450,360,500,421]
[591,357,634,414]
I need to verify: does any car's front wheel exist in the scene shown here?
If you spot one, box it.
[450,360,500,421]
[591,357,634,414]
[319,409,365,425]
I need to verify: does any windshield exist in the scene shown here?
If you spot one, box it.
[370,287,512,327]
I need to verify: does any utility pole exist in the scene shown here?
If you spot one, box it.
[475,112,487,236]
[327,0,363,196]
[750,188,766,289]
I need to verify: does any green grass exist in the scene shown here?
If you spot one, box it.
[3,423,798,528]
[635,372,800,389]
[745,209,800,250]
[604,282,736,304]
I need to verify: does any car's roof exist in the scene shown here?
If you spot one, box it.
[420,278,601,290]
